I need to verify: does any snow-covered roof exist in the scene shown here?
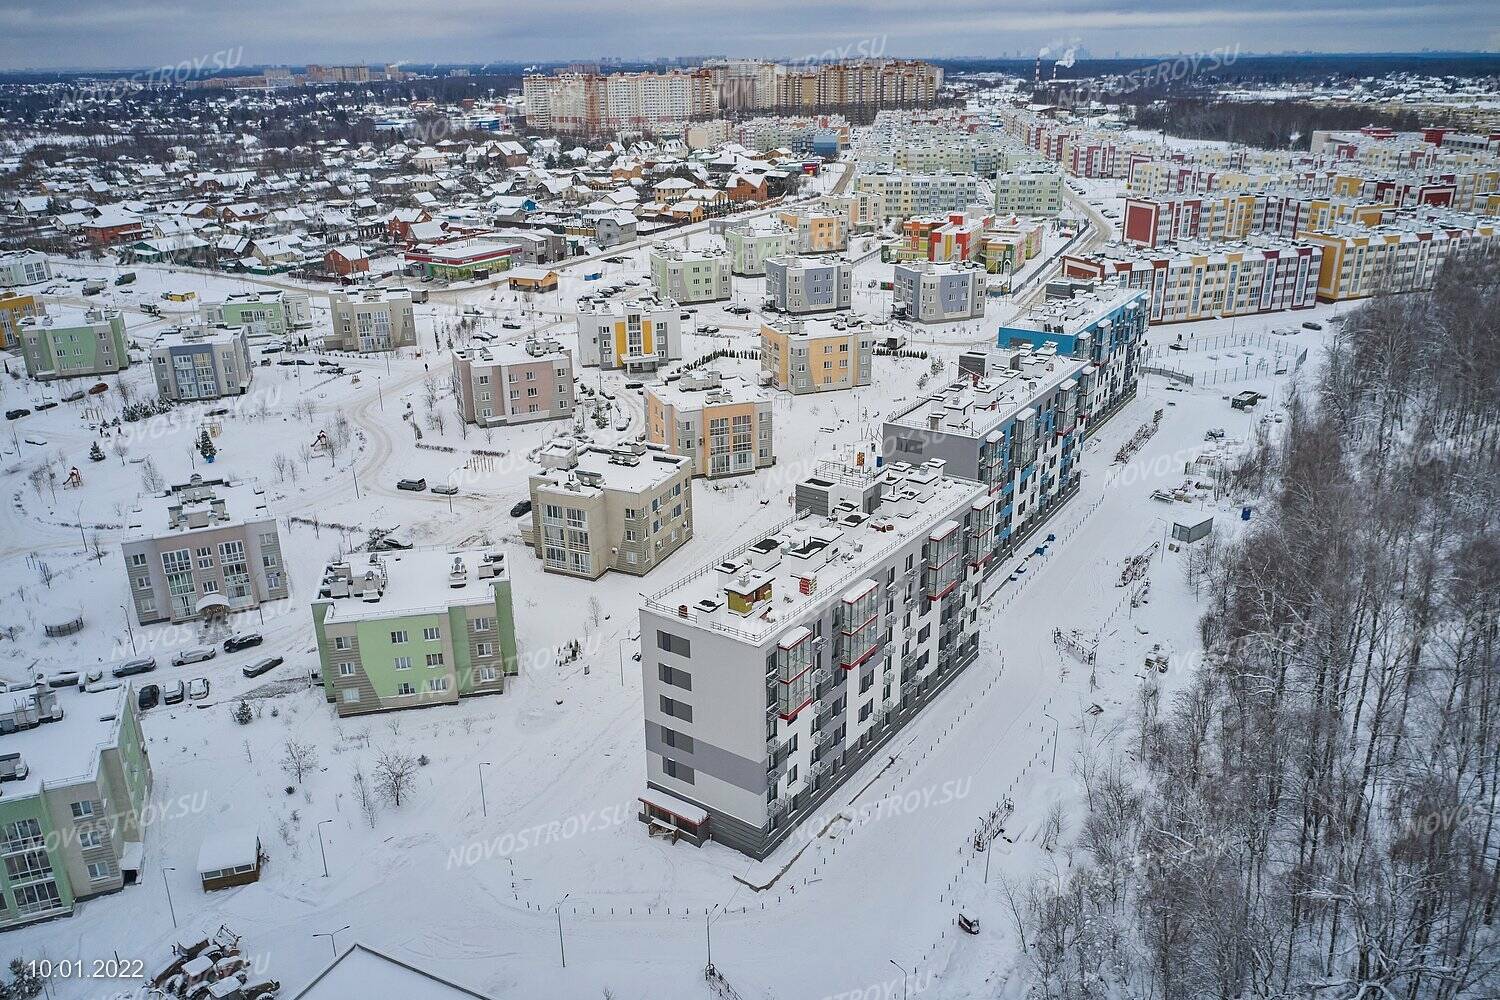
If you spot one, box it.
[196,826,260,875]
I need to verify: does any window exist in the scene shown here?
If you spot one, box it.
[70,800,95,820]
[659,695,692,722]
[658,662,692,690]
[334,636,351,651]
[656,630,691,657]
[478,665,498,682]
[79,829,102,849]
[662,757,695,783]
[425,653,445,667]
[473,616,493,631]
[342,689,360,704]
[428,677,450,693]
[394,656,412,670]
[390,630,409,644]
[397,682,416,696]
[338,662,355,677]
[422,626,441,641]
[87,862,113,882]
[660,726,694,753]
[128,553,147,567]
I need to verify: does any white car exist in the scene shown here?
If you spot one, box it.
[171,646,217,666]
[188,677,210,700]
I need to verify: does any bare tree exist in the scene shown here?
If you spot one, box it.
[373,748,419,808]
[280,739,319,784]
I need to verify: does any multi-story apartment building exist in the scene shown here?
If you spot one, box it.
[312,549,518,718]
[326,287,417,353]
[121,474,288,625]
[521,439,694,579]
[149,323,253,402]
[993,166,1064,217]
[760,316,876,394]
[819,191,885,233]
[1298,215,1498,302]
[777,209,848,254]
[0,685,152,931]
[0,290,42,350]
[576,293,683,373]
[773,60,942,110]
[649,245,732,304]
[883,347,1089,559]
[523,69,718,133]
[636,456,987,856]
[199,289,311,337]
[855,172,981,221]
[725,220,795,276]
[996,281,1149,430]
[979,219,1046,275]
[452,337,574,427]
[1062,238,1324,324]
[17,306,129,382]
[764,255,854,314]
[0,250,51,288]
[1121,193,1258,247]
[892,260,986,323]
[645,371,774,479]
[897,211,991,264]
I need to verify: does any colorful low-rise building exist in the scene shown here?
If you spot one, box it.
[313,549,518,717]
[149,323,254,402]
[576,293,683,373]
[645,371,774,479]
[649,244,732,304]
[326,287,417,352]
[0,290,43,349]
[892,260,986,323]
[17,306,130,381]
[760,315,875,394]
[764,255,853,314]
[725,220,795,276]
[452,337,575,427]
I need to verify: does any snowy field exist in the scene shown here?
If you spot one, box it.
[0,234,1349,998]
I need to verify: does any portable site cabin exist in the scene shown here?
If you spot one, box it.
[1171,515,1214,544]
[198,827,263,890]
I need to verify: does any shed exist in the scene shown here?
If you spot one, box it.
[1171,515,1214,543]
[197,827,262,890]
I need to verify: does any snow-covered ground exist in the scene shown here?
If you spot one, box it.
[1,214,1345,997]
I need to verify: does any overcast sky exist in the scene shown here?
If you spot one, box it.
[2,0,1495,71]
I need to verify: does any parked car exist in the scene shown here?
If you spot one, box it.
[171,646,217,666]
[509,499,532,517]
[87,382,109,395]
[163,679,186,705]
[46,671,80,689]
[78,669,104,689]
[34,400,58,412]
[242,656,283,679]
[61,390,85,402]
[224,632,263,653]
[113,657,157,678]
[1301,321,1323,331]
[624,381,644,390]
[137,684,161,711]
[432,483,458,496]
[501,320,522,330]
[397,478,428,492]
[5,408,30,420]
[188,677,210,700]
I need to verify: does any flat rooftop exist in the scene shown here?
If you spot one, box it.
[649,243,727,261]
[761,315,873,340]
[645,462,985,643]
[576,292,676,316]
[889,348,1089,438]
[21,305,115,330]
[124,476,273,542]
[1076,234,1319,264]
[647,374,766,412]
[151,323,246,349]
[533,440,690,495]
[1004,282,1145,334]
[454,339,568,368]
[318,548,508,624]
[0,685,126,799]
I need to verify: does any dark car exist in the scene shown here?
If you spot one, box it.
[137,684,160,711]
[61,390,85,402]
[224,632,264,653]
[397,478,427,492]
[1301,321,1323,331]
[509,499,532,517]
[88,382,110,395]
[34,400,58,412]
[242,656,283,679]
[112,656,157,678]
[5,408,30,420]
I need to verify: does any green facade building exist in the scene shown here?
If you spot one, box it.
[17,306,129,382]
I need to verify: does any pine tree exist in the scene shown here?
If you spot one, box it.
[88,441,105,462]
[233,700,253,725]
[197,429,216,461]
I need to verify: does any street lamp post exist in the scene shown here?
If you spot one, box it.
[479,762,492,817]
[889,959,909,1000]
[120,604,137,654]
[317,819,332,877]
[1044,712,1059,773]
[556,893,570,968]
[161,867,178,929]
[313,925,350,959]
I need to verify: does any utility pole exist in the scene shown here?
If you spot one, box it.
[317,819,332,877]
[556,893,570,968]
[479,762,492,817]
[161,867,177,928]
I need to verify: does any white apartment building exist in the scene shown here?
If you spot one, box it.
[637,456,990,856]
[326,287,417,352]
[855,172,982,220]
[993,166,1064,217]
[521,439,694,579]
[575,293,684,373]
